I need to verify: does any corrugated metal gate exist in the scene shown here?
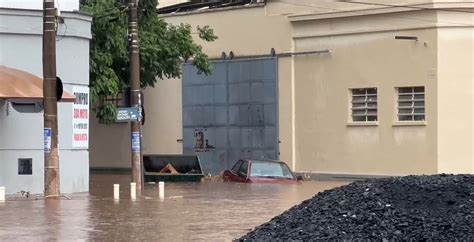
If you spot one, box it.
[182,58,278,174]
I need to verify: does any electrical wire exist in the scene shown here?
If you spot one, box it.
[92,2,129,19]
[273,0,474,26]
[272,1,342,11]
[55,0,67,42]
[95,7,128,19]
[345,1,474,14]
[274,0,474,14]
[56,21,68,42]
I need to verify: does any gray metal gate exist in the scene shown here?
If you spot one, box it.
[182,58,278,174]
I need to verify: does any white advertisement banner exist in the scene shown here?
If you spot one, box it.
[72,86,89,148]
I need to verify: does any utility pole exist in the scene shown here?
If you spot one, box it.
[128,0,143,191]
[43,0,60,198]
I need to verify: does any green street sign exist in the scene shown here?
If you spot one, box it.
[116,107,140,122]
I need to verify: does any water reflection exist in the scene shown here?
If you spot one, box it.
[0,174,348,241]
[0,195,92,240]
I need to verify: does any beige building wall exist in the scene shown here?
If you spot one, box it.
[142,77,183,155]
[277,57,294,167]
[89,117,131,168]
[437,11,474,173]
[162,5,293,57]
[290,10,440,176]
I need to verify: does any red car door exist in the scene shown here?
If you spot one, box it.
[224,160,244,182]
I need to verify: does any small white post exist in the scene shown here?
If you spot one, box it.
[0,187,5,202]
[158,181,165,201]
[113,184,120,200]
[130,182,136,200]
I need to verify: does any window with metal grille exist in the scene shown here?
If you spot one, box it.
[397,86,425,121]
[18,158,32,175]
[351,88,377,122]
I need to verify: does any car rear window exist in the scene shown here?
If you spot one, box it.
[250,161,294,179]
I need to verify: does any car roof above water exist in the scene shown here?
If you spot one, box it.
[246,159,286,164]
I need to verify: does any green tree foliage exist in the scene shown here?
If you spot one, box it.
[80,0,217,123]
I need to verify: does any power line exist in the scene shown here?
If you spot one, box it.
[95,7,128,19]
[56,21,68,42]
[274,0,474,14]
[80,1,128,19]
[345,1,474,14]
[273,1,342,12]
[273,0,474,26]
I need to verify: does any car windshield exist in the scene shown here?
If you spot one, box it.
[250,161,294,179]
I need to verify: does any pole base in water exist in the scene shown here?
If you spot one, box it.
[159,181,164,201]
[114,184,120,200]
[131,182,136,200]
[0,187,5,202]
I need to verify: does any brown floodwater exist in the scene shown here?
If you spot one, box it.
[0,174,348,241]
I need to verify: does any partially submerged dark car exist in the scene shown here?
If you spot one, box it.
[223,159,302,183]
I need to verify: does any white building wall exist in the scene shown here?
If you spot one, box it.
[0,8,91,194]
[158,0,190,8]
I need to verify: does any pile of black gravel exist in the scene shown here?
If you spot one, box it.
[240,174,474,240]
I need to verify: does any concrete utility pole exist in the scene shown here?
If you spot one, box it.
[42,0,60,198]
[128,0,143,191]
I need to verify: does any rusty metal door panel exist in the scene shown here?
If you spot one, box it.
[264,104,277,126]
[229,127,241,147]
[249,105,264,126]
[265,127,277,149]
[183,129,195,149]
[252,128,265,148]
[215,106,228,126]
[238,105,250,126]
[202,106,215,126]
[211,62,227,83]
[251,82,265,103]
[214,85,227,104]
[202,86,214,105]
[264,83,277,103]
[215,127,228,147]
[182,58,278,174]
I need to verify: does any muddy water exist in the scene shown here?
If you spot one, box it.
[0,174,348,241]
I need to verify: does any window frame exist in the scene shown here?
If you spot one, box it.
[238,161,249,178]
[18,158,33,175]
[396,86,425,122]
[231,160,243,175]
[349,87,378,123]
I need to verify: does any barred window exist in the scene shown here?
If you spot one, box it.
[18,158,33,175]
[397,86,425,121]
[351,88,377,122]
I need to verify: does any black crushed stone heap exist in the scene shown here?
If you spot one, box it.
[240,174,474,241]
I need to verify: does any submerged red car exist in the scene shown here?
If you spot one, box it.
[223,159,303,183]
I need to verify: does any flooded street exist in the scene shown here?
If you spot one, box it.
[0,174,348,241]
